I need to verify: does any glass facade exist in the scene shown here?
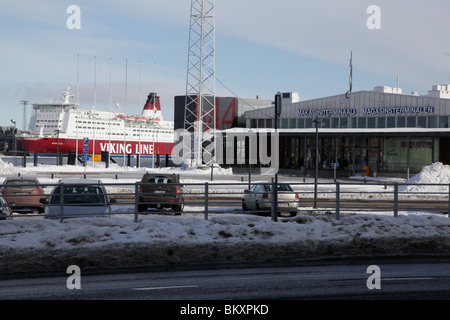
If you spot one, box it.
[382,137,438,172]
[273,135,438,174]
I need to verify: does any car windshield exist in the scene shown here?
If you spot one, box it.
[263,184,293,192]
[50,185,106,205]
[148,176,173,184]
[5,180,39,190]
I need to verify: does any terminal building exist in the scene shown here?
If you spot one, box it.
[243,85,450,178]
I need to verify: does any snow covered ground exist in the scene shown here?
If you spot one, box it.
[1,159,450,275]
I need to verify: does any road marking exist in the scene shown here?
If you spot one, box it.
[133,285,199,291]
[383,277,434,281]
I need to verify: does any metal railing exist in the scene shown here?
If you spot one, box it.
[1,181,450,222]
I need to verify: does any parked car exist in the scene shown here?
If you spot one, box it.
[138,173,184,213]
[0,176,45,214]
[41,179,116,219]
[242,183,299,217]
[0,194,13,220]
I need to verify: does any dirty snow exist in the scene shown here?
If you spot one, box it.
[1,214,450,274]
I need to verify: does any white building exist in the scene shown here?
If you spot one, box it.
[243,85,450,177]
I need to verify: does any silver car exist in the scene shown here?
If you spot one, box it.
[41,179,116,219]
[242,183,299,217]
[0,194,13,220]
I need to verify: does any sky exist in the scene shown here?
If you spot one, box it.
[1,0,450,130]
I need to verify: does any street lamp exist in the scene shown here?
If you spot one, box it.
[247,128,254,189]
[272,92,282,222]
[313,116,321,208]
[10,119,16,156]
[55,129,61,166]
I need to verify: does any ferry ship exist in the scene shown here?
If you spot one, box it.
[17,87,174,158]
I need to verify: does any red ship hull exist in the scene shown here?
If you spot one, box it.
[18,136,174,157]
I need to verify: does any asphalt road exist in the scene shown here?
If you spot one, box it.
[1,260,449,301]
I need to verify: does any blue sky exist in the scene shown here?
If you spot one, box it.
[1,0,450,130]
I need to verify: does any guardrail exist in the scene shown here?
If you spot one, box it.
[1,181,449,222]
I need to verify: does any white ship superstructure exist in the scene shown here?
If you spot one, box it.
[18,87,174,157]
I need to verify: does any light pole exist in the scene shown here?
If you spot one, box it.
[56,129,61,166]
[247,128,254,189]
[272,92,282,222]
[313,116,320,208]
[10,119,16,156]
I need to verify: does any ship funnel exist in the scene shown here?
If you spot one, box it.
[142,92,162,120]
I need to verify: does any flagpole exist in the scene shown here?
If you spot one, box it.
[138,61,142,160]
[109,57,112,155]
[75,53,79,165]
[123,59,127,167]
[92,56,96,168]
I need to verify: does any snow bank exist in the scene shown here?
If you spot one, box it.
[0,158,17,175]
[1,214,449,274]
[10,158,234,175]
[400,162,450,193]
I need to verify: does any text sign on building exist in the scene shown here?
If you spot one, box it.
[362,106,435,115]
[297,106,435,117]
[297,107,434,117]
[297,108,357,117]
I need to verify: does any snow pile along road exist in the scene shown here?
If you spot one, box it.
[1,214,450,275]
[400,162,450,193]
[0,159,17,176]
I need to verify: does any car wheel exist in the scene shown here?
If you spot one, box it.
[172,204,183,214]
[242,200,248,211]
[290,211,297,217]
[138,204,148,213]
[172,198,184,214]
[255,201,265,216]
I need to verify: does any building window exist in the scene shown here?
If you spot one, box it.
[407,116,416,127]
[397,117,406,128]
[439,116,449,128]
[358,117,366,128]
[298,118,305,128]
[305,118,313,128]
[367,117,376,128]
[289,118,296,128]
[339,118,348,128]
[321,117,330,128]
[387,117,395,128]
[428,116,437,128]
[417,116,426,128]
[377,117,386,128]
[349,118,357,128]
[331,117,338,128]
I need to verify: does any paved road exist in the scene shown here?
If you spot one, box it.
[1,260,449,301]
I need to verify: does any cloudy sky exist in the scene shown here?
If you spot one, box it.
[1,0,450,130]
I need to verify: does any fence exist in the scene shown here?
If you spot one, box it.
[1,180,450,222]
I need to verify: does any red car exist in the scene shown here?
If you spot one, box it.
[0,176,45,214]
